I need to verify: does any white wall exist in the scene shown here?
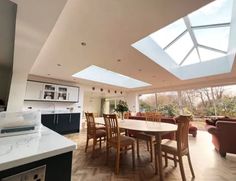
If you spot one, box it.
[7,0,68,112]
[83,93,101,117]
[7,71,28,111]
[0,67,12,105]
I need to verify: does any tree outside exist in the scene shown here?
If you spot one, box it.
[139,85,236,118]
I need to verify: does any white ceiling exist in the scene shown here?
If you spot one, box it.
[10,0,68,73]
[27,0,236,92]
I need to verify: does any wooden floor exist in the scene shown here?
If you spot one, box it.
[66,130,236,181]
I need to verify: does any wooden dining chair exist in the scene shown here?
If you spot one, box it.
[85,112,106,154]
[136,112,161,162]
[103,114,135,174]
[155,115,195,181]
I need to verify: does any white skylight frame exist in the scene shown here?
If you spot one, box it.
[72,65,151,89]
[148,0,233,67]
[132,0,236,80]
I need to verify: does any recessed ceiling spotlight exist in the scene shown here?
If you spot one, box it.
[81,42,86,46]
[138,69,142,72]
[47,74,51,76]
[57,64,62,67]
[117,59,121,62]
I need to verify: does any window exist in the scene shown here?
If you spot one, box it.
[165,32,194,65]
[150,18,186,48]
[72,65,151,89]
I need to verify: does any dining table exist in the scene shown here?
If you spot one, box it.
[95,117,177,181]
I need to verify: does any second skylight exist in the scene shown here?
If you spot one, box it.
[72,65,151,89]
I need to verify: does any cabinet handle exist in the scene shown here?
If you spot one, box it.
[57,115,59,124]
[69,114,71,123]
[53,115,56,124]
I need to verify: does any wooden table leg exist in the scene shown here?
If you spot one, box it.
[156,134,163,181]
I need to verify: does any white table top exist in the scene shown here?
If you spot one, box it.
[0,126,77,171]
[95,118,177,133]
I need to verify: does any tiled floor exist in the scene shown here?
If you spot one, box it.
[66,130,236,181]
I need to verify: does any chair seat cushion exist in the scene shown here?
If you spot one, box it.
[161,139,178,153]
[109,135,135,146]
[95,129,106,137]
[161,139,188,155]
[96,125,106,130]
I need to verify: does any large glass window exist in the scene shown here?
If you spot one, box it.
[139,92,179,116]
[181,85,236,117]
[188,0,233,26]
[156,92,179,117]
[165,32,194,64]
[150,18,186,48]
[139,93,156,112]
[194,27,230,52]
[148,0,232,67]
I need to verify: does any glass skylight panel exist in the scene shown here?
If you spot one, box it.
[198,47,226,62]
[165,32,194,65]
[181,48,200,66]
[189,0,233,26]
[150,18,186,48]
[194,26,230,52]
[72,65,151,89]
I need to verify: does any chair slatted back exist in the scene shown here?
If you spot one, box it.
[146,112,161,122]
[103,114,120,142]
[175,115,191,152]
[85,112,96,138]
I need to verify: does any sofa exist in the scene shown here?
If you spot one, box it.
[206,117,236,157]
[127,113,198,137]
[206,120,236,157]
[205,116,236,126]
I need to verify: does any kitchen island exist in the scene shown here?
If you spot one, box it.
[0,126,76,180]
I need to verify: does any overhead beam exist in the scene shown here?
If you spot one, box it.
[183,17,201,62]
[192,23,230,30]
[163,30,187,50]
[198,44,227,54]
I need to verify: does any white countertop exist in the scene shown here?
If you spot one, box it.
[41,111,80,115]
[0,126,77,171]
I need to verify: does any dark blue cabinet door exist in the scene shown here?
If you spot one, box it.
[57,114,71,133]
[69,113,80,133]
[41,113,80,134]
[41,114,56,130]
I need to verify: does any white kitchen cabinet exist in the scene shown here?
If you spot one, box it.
[67,87,79,102]
[25,81,79,102]
[25,81,43,100]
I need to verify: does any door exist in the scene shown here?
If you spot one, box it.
[25,81,43,100]
[56,86,68,101]
[67,87,79,102]
[57,114,71,134]
[43,84,56,100]
[69,113,80,133]
[41,114,56,131]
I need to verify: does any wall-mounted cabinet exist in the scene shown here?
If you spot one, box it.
[25,81,79,103]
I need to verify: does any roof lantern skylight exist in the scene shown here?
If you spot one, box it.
[132,0,236,80]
